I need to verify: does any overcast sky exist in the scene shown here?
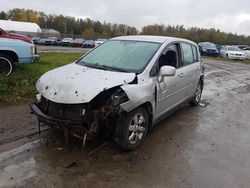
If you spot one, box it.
[1,0,250,36]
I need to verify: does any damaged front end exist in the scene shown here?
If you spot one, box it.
[30,87,129,143]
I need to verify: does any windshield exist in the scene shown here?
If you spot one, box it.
[78,40,161,73]
[228,46,241,51]
[201,42,217,49]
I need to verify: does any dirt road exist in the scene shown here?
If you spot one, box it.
[0,59,250,188]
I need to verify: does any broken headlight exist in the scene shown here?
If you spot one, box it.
[111,89,129,106]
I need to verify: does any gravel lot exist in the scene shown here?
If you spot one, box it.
[0,59,250,188]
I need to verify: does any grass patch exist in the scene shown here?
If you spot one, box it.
[202,56,250,64]
[0,52,82,103]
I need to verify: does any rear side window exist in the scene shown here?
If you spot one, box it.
[181,43,194,66]
[192,45,198,62]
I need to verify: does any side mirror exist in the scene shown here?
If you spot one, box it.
[158,66,176,82]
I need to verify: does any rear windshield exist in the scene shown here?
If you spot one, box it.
[78,40,161,73]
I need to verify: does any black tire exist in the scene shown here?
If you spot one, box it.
[114,107,149,151]
[0,54,15,76]
[190,80,203,106]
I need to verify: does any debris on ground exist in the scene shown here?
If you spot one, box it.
[88,142,110,156]
[66,161,80,169]
[199,100,210,108]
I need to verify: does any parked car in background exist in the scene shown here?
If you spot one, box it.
[31,35,204,150]
[45,37,56,45]
[237,45,249,50]
[0,28,33,44]
[94,38,107,46]
[37,38,47,45]
[52,39,61,46]
[72,38,85,47]
[220,46,246,60]
[215,44,223,52]
[243,46,250,59]
[32,37,40,44]
[61,38,73,46]
[83,40,95,48]
[0,38,39,75]
[45,37,61,46]
[198,42,219,56]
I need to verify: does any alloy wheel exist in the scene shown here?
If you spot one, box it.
[128,113,146,145]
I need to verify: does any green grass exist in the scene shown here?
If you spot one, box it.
[202,56,250,64]
[0,52,82,103]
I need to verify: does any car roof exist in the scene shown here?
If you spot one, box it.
[111,35,196,45]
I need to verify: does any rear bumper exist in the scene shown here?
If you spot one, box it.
[30,103,83,128]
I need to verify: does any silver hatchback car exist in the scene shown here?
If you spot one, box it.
[31,35,204,150]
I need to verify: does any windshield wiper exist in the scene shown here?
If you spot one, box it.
[100,65,128,72]
[84,62,128,72]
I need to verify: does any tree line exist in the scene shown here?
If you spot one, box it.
[0,8,250,44]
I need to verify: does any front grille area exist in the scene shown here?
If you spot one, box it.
[38,97,85,121]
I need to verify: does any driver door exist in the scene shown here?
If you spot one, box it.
[155,43,186,118]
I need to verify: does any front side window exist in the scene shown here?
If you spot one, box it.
[78,40,161,73]
[181,43,194,66]
[150,44,179,77]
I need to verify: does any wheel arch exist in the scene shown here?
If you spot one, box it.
[135,102,153,129]
[0,50,18,63]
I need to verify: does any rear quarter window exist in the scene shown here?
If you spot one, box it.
[192,45,198,62]
[181,43,194,66]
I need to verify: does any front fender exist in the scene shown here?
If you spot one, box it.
[120,80,155,113]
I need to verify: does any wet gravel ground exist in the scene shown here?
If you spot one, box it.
[0,59,250,188]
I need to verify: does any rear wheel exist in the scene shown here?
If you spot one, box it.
[0,55,15,76]
[114,107,149,151]
[190,80,203,106]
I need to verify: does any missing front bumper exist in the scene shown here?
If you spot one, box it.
[30,104,84,128]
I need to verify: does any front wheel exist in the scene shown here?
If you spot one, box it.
[114,107,149,151]
[0,55,14,76]
[190,80,203,106]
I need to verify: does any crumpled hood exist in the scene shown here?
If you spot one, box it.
[36,63,136,104]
